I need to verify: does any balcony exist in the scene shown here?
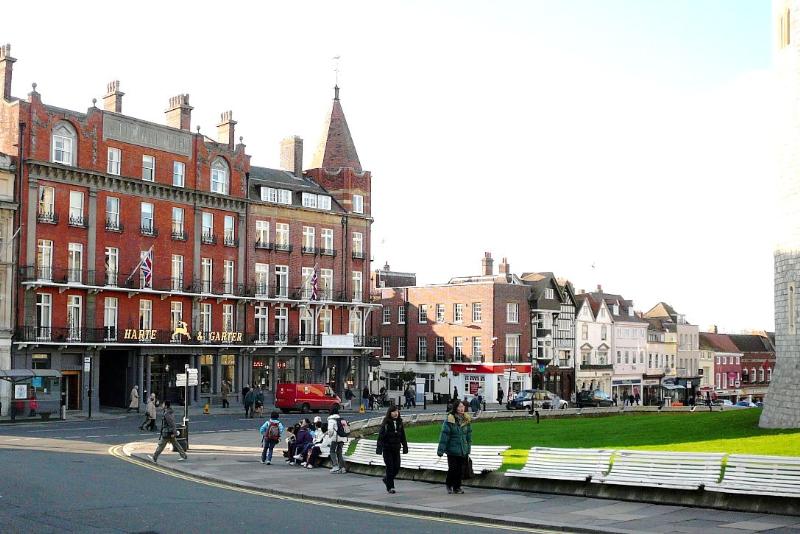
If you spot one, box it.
[37,211,58,224]
[68,214,87,228]
[140,223,158,237]
[320,248,336,257]
[171,227,187,241]
[254,240,273,251]
[301,246,318,255]
[105,218,123,232]
[352,250,365,260]
[580,364,614,370]
[201,232,217,245]
[191,278,246,296]
[223,235,238,247]
[273,242,292,253]
[354,335,381,348]
[274,284,289,299]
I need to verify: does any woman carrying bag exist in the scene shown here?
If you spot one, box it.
[436,400,472,494]
[375,406,408,493]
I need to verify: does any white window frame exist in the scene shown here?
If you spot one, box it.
[383,307,391,324]
[36,293,52,340]
[52,123,76,165]
[68,242,83,283]
[506,302,519,323]
[352,232,363,254]
[224,215,235,245]
[506,334,520,362]
[107,147,121,175]
[454,303,463,323]
[275,307,289,342]
[352,194,364,214]
[223,260,234,294]
[170,301,183,333]
[69,191,84,225]
[142,155,155,182]
[201,258,213,293]
[318,308,332,336]
[472,336,482,360]
[349,309,363,336]
[67,295,82,341]
[302,192,317,208]
[202,212,214,242]
[472,302,482,322]
[255,305,269,343]
[105,247,119,286]
[255,220,269,246]
[318,195,331,210]
[454,337,463,361]
[104,297,118,341]
[398,337,407,358]
[38,186,55,218]
[106,196,120,228]
[276,223,289,246]
[255,263,270,296]
[544,288,555,299]
[37,239,53,281]
[398,305,406,324]
[171,254,184,291]
[321,269,333,299]
[436,303,445,323]
[173,161,185,187]
[172,207,184,236]
[275,265,289,297]
[352,271,363,301]
[211,158,229,195]
[419,304,428,323]
[223,303,235,332]
[321,228,334,252]
[200,303,212,334]
[141,202,154,234]
[303,226,315,251]
[139,299,153,330]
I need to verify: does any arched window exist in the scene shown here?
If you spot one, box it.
[768,367,773,382]
[759,368,765,382]
[751,368,757,383]
[52,122,77,166]
[210,157,230,195]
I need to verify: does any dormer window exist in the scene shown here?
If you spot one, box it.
[211,158,230,195]
[544,288,554,299]
[628,307,634,317]
[261,187,292,205]
[613,304,619,315]
[52,122,77,166]
[302,193,332,210]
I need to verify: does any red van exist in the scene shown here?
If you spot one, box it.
[275,383,341,413]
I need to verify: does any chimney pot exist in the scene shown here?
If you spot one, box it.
[216,110,237,148]
[165,94,193,130]
[0,43,16,101]
[498,257,510,275]
[102,80,124,113]
[481,252,494,276]
[280,136,304,178]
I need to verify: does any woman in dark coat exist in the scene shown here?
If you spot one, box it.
[436,400,472,494]
[376,406,408,493]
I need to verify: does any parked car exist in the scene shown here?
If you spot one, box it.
[506,389,567,410]
[275,383,341,413]
[576,390,614,408]
[712,399,733,406]
[735,400,757,408]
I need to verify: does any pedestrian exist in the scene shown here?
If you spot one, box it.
[496,386,504,406]
[244,387,256,418]
[376,406,408,494]
[326,405,347,474]
[634,392,641,406]
[241,383,250,407]
[254,386,264,417]
[361,386,370,411]
[140,393,157,431]
[150,400,187,463]
[629,394,635,407]
[221,380,230,409]
[259,411,284,465]
[613,393,618,407]
[410,383,417,408]
[469,395,481,415]
[127,385,140,413]
[436,400,472,495]
[452,386,459,402]
[403,386,412,409]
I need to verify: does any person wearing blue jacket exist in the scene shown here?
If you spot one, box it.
[292,419,314,465]
[259,411,285,465]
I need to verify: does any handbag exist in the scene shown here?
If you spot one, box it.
[462,455,474,480]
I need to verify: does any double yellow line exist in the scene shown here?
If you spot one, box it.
[108,445,557,533]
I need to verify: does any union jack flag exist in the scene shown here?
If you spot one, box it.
[310,264,319,300]
[140,247,153,288]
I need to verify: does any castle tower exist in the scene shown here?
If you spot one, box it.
[762,1,800,428]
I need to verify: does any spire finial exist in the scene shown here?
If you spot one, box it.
[334,85,340,100]
[332,55,341,100]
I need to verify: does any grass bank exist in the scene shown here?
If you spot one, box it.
[397,409,800,470]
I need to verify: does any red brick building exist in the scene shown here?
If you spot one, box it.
[1,47,378,413]
[371,253,532,403]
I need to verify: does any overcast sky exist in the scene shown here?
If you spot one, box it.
[2,0,775,333]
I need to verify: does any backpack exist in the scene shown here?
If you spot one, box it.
[336,418,351,437]
[266,421,281,442]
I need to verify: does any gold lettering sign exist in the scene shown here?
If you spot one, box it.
[121,328,243,343]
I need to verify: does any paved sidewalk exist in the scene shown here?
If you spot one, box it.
[122,431,800,533]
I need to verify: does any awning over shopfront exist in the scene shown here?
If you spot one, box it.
[450,363,532,374]
[661,383,685,391]
[0,369,62,383]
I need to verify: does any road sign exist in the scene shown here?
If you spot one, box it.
[176,373,187,386]
[186,368,199,386]
[84,356,91,372]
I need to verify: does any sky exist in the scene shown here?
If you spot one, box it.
[2,0,775,333]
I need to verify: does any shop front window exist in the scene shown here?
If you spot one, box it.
[200,354,213,393]
[276,357,295,384]
[221,354,235,389]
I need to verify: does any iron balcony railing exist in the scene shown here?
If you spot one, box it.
[68,215,87,228]
[273,242,292,253]
[105,218,123,232]
[140,222,158,237]
[352,250,365,260]
[320,248,336,257]
[37,211,58,224]
[201,232,217,245]
[254,240,273,251]
[301,246,318,255]
[223,235,238,247]
[171,228,187,241]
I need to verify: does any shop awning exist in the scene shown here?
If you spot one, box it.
[661,383,685,391]
[0,369,61,382]
[450,363,532,374]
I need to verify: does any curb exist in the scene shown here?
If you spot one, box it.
[119,443,628,534]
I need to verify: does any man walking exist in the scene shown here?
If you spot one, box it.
[127,385,139,413]
[150,400,187,463]
[497,385,504,406]
[221,380,230,409]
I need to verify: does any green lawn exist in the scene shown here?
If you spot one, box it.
[396,409,800,470]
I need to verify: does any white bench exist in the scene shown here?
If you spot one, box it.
[706,454,800,498]
[593,450,725,490]
[505,447,613,482]
[346,439,508,473]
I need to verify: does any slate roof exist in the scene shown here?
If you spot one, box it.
[310,87,362,172]
[579,290,646,324]
[728,334,774,353]
[248,166,344,211]
[699,332,741,353]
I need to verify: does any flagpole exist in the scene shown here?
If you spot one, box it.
[125,245,153,285]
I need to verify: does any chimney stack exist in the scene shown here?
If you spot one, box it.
[597,284,603,293]
[280,136,304,178]
[498,257,510,275]
[0,44,16,101]
[217,111,236,148]
[481,252,494,276]
[102,80,124,113]
[165,94,193,130]
[708,324,718,334]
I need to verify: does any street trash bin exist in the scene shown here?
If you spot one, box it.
[174,424,189,451]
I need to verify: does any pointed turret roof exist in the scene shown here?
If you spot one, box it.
[310,86,362,172]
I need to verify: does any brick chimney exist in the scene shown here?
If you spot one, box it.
[165,94,192,130]
[596,284,603,293]
[0,44,16,101]
[217,111,236,148]
[280,136,303,178]
[102,80,124,113]
[708,324,718,334]
[481,252,494,276]
[498,257,510,275]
